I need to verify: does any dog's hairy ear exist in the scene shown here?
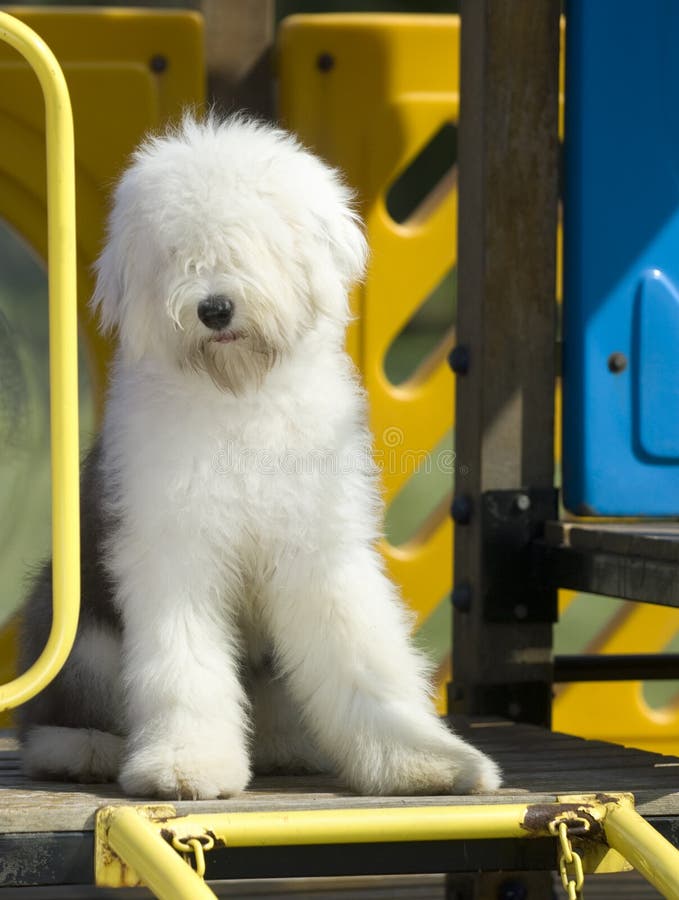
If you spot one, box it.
[323,201,369,290]
[90,168,140,336]
[305,176,369,325]
[90,174,154,359]
[91,230,125,335]
[319,173,369,291]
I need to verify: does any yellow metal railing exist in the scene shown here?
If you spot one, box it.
[0,11,79,711]
[95,795,679,899]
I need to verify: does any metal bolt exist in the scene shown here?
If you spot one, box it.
[498,878,528,900]
[452,583,472,613]
[149,54,168,73]
[608,351,627,374]
[515,493,531,512]
[451,494,473,525]
[317,52,335,72]
[448,344,470,375]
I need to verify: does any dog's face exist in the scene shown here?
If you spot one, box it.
[93,116,367,392]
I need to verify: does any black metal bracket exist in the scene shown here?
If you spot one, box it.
[482,488,558,623]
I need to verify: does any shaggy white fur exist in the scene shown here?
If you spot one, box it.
[21,115,501,799]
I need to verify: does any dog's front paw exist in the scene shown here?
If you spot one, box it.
[119,741,251,800]
[346,739,501,796]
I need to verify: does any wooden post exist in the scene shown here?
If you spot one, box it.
[200,0,275,119]
[451,1,560,726]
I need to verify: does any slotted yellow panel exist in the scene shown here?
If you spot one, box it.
[279,14,457,632]
[0,8,204,724]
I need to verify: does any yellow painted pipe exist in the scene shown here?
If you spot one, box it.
[0,11,80,710]
[100,800,679,899]
[100,802,546,897]
[604,803,679,900]
[162,804,537,847]
[107,807,216,900]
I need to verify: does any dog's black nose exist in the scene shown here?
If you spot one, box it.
[197,295,234,330]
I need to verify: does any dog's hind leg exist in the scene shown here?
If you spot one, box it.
[251,667,327,775]
[263,546,501,796]
[22,726,122,783]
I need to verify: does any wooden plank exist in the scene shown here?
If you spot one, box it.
[0,732,17,752]
[452,0,561,725]
[0,831,558,888]
[545,521,679,562]
[0,874,449,899]
[0,871,666,898]
[534,542,679,607]
[0,832,91,889]
[3,722,679,834]
[538,522,679,603]
[0,784,549,835]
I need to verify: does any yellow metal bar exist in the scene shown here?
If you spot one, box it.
[98,798,679,898]
[160,804,544,846]
[604,802,679,900]
[106,807,216,900]
[0,11,80,710]
[98,802,545,894]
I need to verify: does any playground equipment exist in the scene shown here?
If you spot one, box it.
[2,3,679,898]
[1,5,678,753]
[0,10,79,714]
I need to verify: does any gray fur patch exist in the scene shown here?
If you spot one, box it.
[17,436,124,740]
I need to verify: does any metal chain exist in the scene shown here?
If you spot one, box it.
[549,817,587,899]
[170,833,215,879]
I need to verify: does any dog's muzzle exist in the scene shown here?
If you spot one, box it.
[198,295,234,331]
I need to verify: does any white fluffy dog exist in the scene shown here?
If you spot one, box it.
[19,116,500,799]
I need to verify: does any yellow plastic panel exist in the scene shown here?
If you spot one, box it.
[554,600,679,755]
[279,14,458,641]
[0,8,204,723]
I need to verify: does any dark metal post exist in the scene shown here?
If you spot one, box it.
[200,0,275,119]
[451,0,561,727]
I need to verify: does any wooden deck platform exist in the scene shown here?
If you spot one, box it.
[2,717,679,889]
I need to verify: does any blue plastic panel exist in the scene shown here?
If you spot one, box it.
[636,271,679,462]
[563,0,679,515]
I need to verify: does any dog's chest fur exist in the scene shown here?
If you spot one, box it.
[104,345,367,562]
